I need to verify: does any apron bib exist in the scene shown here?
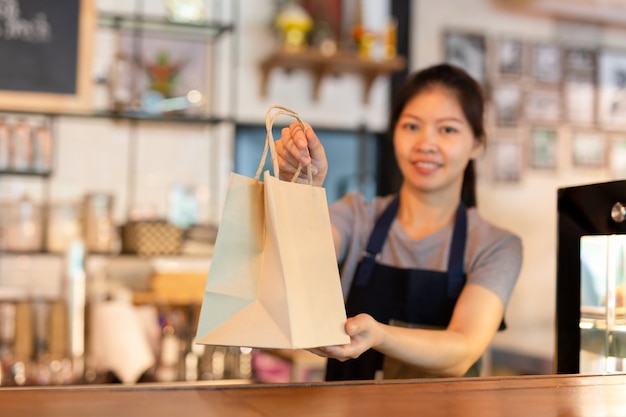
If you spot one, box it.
[326,197,481,381]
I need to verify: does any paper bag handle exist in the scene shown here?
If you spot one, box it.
[255,104,313,185]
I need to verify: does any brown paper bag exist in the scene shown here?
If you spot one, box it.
[195,105,349,349]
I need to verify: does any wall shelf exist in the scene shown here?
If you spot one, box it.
[86,111,233,125]
[260,49,406,103]
[98,12,234,39]
[1,109,233,125]
[0,170,51,178]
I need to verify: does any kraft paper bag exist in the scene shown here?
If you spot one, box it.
[195,105,349,349]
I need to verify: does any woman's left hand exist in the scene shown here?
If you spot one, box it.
[308,314,382,361]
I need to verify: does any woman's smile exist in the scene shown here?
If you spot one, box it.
[411,159,443,174]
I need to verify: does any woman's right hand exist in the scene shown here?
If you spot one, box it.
[307,314,383,362]
[276,121,328,187]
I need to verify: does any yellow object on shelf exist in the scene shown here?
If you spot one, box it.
[275,3,313,51]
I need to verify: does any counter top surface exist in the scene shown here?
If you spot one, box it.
[2,373,626,416]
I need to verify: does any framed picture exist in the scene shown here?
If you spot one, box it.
[564,47,596,76]
[492,84,523,126]
[572,131,606,168]
[525,88,561,122]
[529,126,558,169]
[115,32,208,115]
[496,37,524,78]
[532,42,562,84]
[564,74,596,126]
[444,30,487,87]
[598,49,626,130]
[491,139,523,182]
[0,0,96,113]
[609,133,626,179]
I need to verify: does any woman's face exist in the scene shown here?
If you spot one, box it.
[393,86,483,200]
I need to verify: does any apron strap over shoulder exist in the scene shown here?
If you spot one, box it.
[353,196,400,287]
[447,203,467,299]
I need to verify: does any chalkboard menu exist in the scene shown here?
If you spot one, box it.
[0,0,95,113]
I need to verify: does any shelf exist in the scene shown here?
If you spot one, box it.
[260,49,407,103]
[0,109,233,125]
[580,316,626,358]
[98,12,234,39]
[0,170,51,178]
[0,250,61,256]
[90,111,233,125]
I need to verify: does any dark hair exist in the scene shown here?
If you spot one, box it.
[387,63,486,208]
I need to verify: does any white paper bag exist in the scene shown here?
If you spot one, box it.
[196,105,349,349]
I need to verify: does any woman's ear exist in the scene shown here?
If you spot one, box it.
[470,138,485,159]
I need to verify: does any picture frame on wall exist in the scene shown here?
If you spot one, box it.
[598,49,626,130]
[492,84,523,126]
[491,139,523,182]
[563,47,596,126]
[572,130,606,168]
[115,32,208,116]
[525,88,561,122]
[532,42,562,84]
[564,47,596,76]
[564,74,596,126]
[495,37,524,78]
[444,30,487,87]
[529,126,558,169]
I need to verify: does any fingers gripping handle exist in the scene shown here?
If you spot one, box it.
[255,104,313,185]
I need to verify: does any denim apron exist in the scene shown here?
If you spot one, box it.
[325,196,486,381]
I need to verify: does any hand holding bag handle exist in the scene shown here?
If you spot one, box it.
[255,104,313,185]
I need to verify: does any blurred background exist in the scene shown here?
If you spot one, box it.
[0,0,625,385]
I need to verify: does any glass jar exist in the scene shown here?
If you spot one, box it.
[3,196,43,252]
[10,120,31,172]
[46,202,81,254]
[82,193,115,253]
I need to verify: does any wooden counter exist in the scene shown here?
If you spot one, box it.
[1,373,626,416]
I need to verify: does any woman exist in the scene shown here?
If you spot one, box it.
[276,63,522,380]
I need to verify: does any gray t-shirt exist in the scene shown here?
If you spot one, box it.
[330,193,522,307]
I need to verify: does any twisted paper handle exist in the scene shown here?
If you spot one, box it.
[255,104,313,185]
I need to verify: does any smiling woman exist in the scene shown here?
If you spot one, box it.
[275,63,522,381]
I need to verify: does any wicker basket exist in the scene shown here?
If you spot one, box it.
[121,221,183,256]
